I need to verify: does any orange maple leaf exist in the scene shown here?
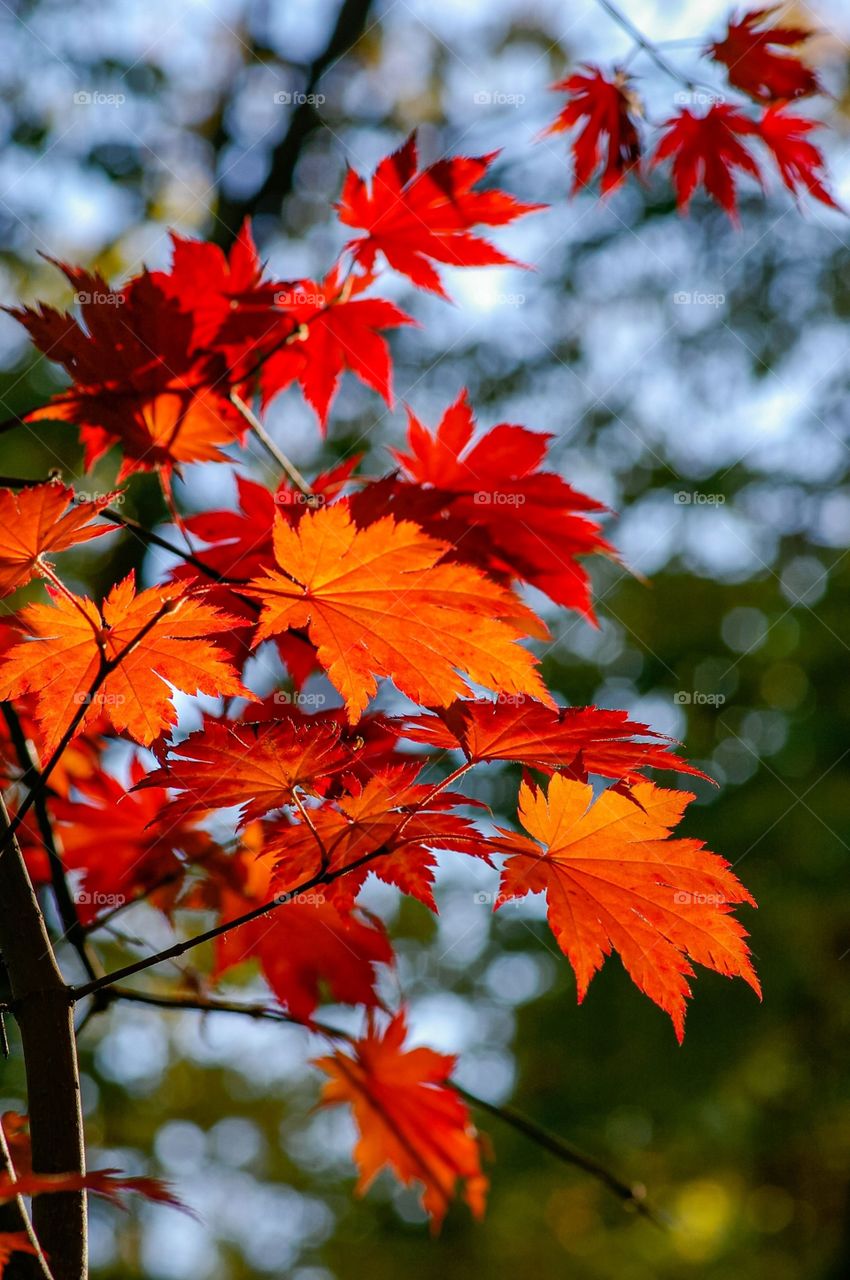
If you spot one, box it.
[246,503,552,723]
[0,574,251,753]
[140,714,357,825]
[270,766,493,912]
[0,482,114,598]
[493,775,760,1040]
[315,1012,487,1230]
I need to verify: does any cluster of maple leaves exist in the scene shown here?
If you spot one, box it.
[0,55,776,1253]
[548,5,839,219]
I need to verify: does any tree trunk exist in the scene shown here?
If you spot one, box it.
[0,797,86,1280]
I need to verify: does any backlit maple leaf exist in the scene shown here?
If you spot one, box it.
[492,775,760,1040]
[210,839,392,1022]
[653,104,762,222]
[336,133,543,298]
[150,218,268,352]
[245,502,553,723]
[545,65,642,194]
[0,573,251,753]
[373,389,612,619]
[0,482,114,598]
[314,1012,487,1229]
[258,267,413,428]
[0,1112,185,1213]
[140,714,357,826]
[9,265,246,477]
[270,765,492,913]
[395,698,710,786]
[758,104,839,209]
[53,757,216,924]
[708,6,820,102]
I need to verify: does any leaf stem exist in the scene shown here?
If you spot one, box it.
[230,393,313,496]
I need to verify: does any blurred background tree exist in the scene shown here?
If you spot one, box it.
[1,1,849,1277]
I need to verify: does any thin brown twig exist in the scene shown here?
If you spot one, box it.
[230,393,313,495]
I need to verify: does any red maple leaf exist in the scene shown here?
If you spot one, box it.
[545,66,642,194]
[314,1012,487,1230]
[395,698,710,786]
[653,104,762,222]
[9,266,246,477]
[210,839,393,1022]
[758,104,839,208]
[0,1112,186,1213]
[363,389,612,619]
[140,714,358,826]
[150,218,268,352]
[708,6,820,102]
[492,776,760,1040]
[257,267,413,428]
[336,133,543,298]
[52,757,216,924]
[0,1232,38,1276]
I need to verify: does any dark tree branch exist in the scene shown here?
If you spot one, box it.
[0,705,100,984]
[0,796,86,1280]
[213,0,376,247]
